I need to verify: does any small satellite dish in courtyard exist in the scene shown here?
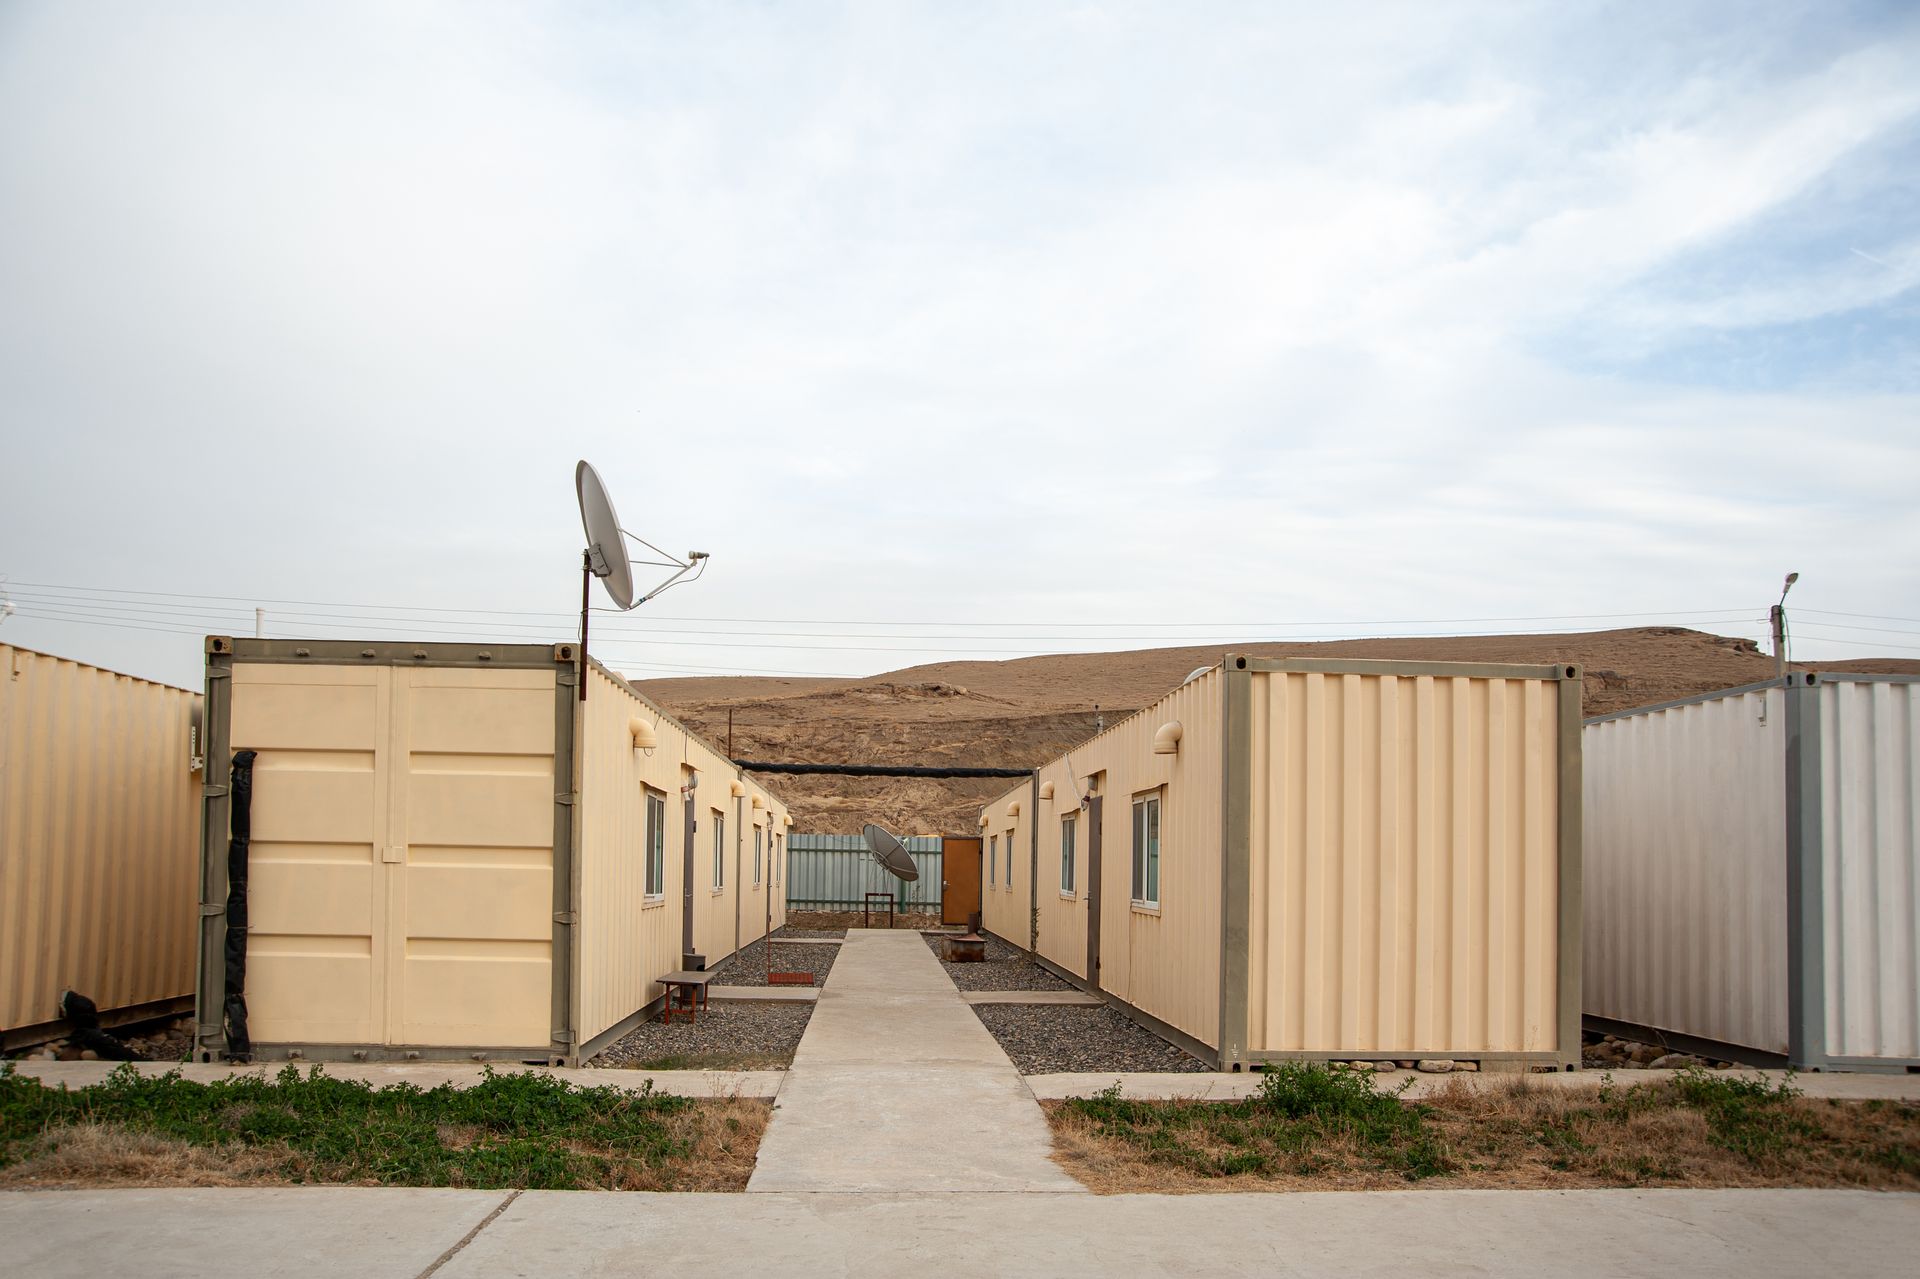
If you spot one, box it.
[862,823,921,882]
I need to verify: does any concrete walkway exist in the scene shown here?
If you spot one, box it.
[4,1188,1914,1277]
[746,928,1083,1193]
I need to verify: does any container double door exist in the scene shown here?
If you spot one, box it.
[230,663,559,1050]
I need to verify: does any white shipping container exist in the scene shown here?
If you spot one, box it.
[1584,673,1919,1069]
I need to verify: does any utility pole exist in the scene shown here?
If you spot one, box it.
[1771,572,1799,681]
[254,607,265,638]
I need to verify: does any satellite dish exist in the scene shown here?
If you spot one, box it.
[1184,665,1211,685]
[862,823,921,882]
[576,461,636,610]
[570,459,712,703]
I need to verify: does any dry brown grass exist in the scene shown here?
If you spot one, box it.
[0,1123,298,1189]
[1048,1073,1920,1195]
[0,1099,772,1193]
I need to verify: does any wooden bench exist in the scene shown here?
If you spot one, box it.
[659,971,713,1024]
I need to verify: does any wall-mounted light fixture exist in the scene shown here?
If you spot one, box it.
[630,718,658,755]
[1152,721,1183,755]
[729,779,747,798]
[1039,781,1054,800]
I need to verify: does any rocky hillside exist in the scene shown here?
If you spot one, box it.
[633,628,1918,833]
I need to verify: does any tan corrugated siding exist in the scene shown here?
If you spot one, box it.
[576,664,789,1047]
[1821,678,1920,1061]
[1582,686,1789,1055]
[1247,670,1562,1055]
[997,669,1224,1050]
[1,645,201,1032]
[1034,757,1088,980]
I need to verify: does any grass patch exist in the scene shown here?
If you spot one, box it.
[1061,1063,1446,1185]
[1050,1063,1920,1194]
[0,1062,766,1191]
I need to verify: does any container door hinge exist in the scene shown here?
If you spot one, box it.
[202,783,229,798]
[199,903,223,917]
[551,1030,576,1045]
[554,911,578,926]
[556,792,576,806]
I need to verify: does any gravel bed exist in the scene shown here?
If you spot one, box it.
[590,1001,815,1070]
[973,1003,1210,1075]
[922,931,1071,992]
[773,926,848,939]
[8,1014,195,1064]
[706,937,839,988]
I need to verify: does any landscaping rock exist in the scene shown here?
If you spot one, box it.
[972,1003,1209,1075]
[706,937,838,988]
[590,1000,813,1070]
[1416,1059,1455,1073]
[923,932,1071,992]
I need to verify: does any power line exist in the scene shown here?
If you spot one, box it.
[4,591,1791,648]
[5,580,1779,630]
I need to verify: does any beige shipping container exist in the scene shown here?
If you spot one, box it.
[982,655,1582,1070]
[2,645,202,1045]
[193,638,788,1066]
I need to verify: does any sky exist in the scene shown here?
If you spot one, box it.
[2,0,1917,690]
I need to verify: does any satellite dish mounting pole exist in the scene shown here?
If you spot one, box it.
[579,549,592,703]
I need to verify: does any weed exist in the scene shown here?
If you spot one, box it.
[0,1064,763,1190]
[1671,1067,1813,1163]
[1062,1062,1449,1183]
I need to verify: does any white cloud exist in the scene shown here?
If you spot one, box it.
[1,1,1916,686]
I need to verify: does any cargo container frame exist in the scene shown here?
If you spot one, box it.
[1584,671,1920,1073]
[987,654,1585,1072]
[195,638,788,1068]
[194,637,583,1066]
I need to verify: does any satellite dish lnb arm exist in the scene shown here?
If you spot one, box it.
[632,548,710,606]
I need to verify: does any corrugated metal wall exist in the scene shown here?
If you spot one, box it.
[1,645,201,1034]
[1820,678,1920,1062]
[577,664,789,1049]
[1248,669,1566,1056]
[785,834,942,911]
[983,786,1030,943]
[994,667,1225,1052]
[1583,685,1790,1055]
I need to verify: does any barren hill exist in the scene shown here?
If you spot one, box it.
[632,628,1917,833]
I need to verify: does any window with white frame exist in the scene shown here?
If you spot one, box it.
[643,788,666,898]
[1131,792,1160,907]
[712,810,726,890]
[1060,813,1076,895]
[1004,827,1016,890]
[988,835,997,887]
[753,826,763,885]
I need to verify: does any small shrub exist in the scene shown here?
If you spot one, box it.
[1671,1067,1813,1164]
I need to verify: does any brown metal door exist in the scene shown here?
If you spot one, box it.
[941,837,982,925]
[1085,796,1103,990]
